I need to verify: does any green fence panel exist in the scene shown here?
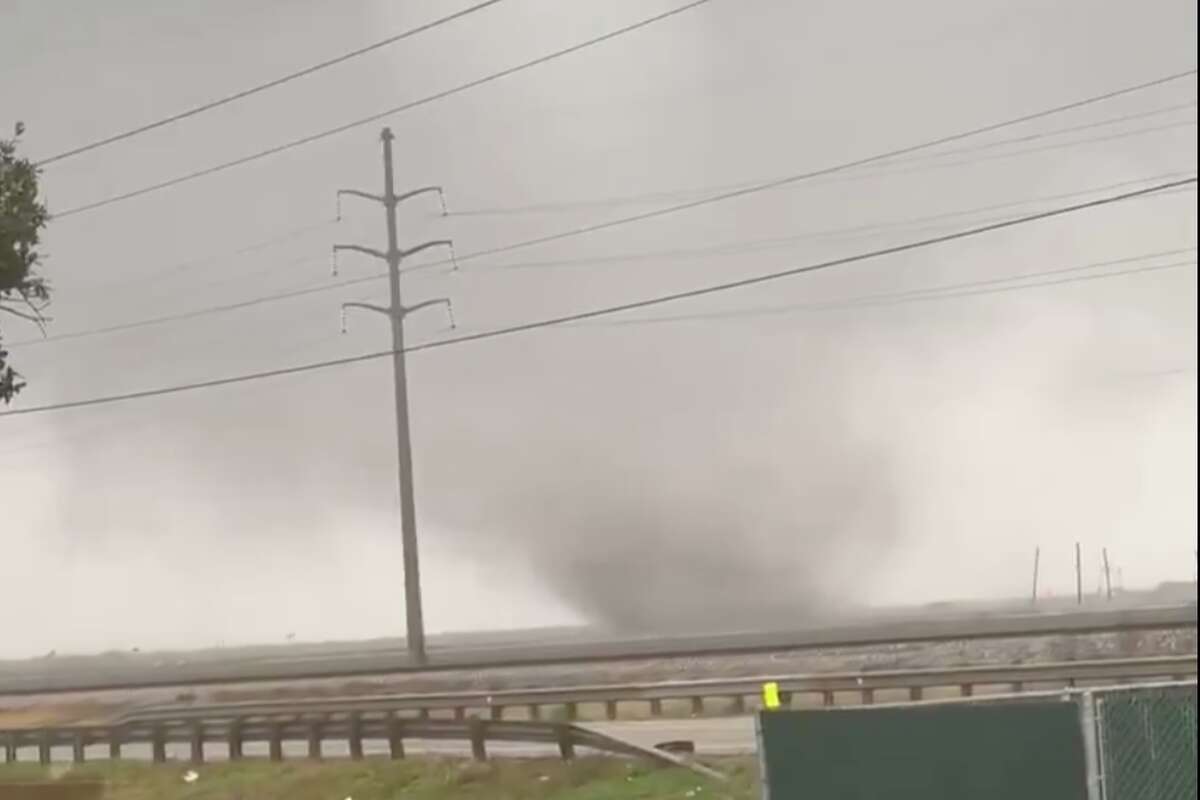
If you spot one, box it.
[1098,685,1197,800]
[757,702,1087,799]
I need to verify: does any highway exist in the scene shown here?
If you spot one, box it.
[1,603,1193,696]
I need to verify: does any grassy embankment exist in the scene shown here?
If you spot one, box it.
[0,757,758,799]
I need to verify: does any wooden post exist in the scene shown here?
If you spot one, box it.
[72,733,86,764]
[648,699,662,717]
[1102,548,1113,601]
[38,732,51,765]
[151,726,167,764]
[861,688,875,705]
[489,705,504,721]
[731,695,746,713]
[307,719,323,760]
[690,697,704,716]
[822,691,835,707]
[269,723,283,762]
[227,719,243,761]
[555,725,575,760]
[108,729,122,761]
[908,687,923,701]
[527,704,541,721]
[189,722,204,764]
[349,713,364,761]
[388,714,408,762]
[564,702,578,721]
[467,718,487,761]
[3,732,17,763]
[387,716,405,760]
[605,701,618,721]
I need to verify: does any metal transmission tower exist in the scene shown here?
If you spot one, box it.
[333,127,455,666]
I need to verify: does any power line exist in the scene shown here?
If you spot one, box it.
[412,70,1197,266]
[1,177,1191,419]
[76,218,337,294]
[586,253,1197,327]
[34,71,1199,334]
[12,271,339,346]
[881,104,1196,164]
[33,0,509,167]
[7,256,1189,458]
[12,171,1194,347]
[50,1,711,220]
[469,174,1196,272]
[402,179,1196,352]
[445,103,1199,217]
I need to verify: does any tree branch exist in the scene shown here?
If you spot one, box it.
[0,293,49,335]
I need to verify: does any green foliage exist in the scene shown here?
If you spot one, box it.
[0,121,50,403]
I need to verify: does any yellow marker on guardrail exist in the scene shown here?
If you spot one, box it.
[762,681,781,710]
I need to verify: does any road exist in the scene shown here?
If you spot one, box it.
[1,603,1193,697]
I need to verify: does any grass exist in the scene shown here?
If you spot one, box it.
[0,757,759,799]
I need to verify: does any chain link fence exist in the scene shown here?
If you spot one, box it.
[1091,683,1197,800]
[752,679,1197,798]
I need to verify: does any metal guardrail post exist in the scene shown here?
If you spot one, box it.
[1079,691,1103,800]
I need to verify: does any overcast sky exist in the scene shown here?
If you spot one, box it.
[0,0,1196,658]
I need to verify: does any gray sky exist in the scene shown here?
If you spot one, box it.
[0,0,1196,658]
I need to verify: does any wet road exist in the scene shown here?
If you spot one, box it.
[1,604,1193,697]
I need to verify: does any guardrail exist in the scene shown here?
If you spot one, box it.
[117,655,1196,724]
[0,717,658,766]
[2,656,1193,767]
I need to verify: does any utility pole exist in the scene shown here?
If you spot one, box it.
[1075,542,1083,606]
[1031,546,1040,606]
[1102,548,1113,601]
[333,127,455,666]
